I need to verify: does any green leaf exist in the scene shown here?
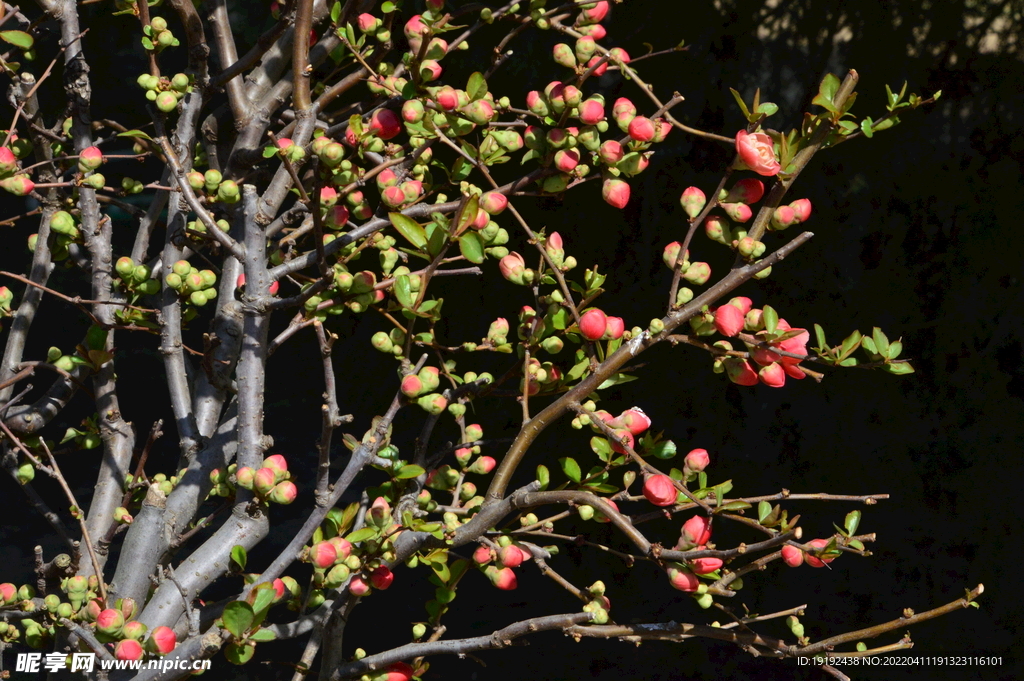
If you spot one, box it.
[141,37,155,52]
[818,73,840,104]
[455,195,480,234]
[762,305,779,334]
[718,500,752,512]
[755,102,779,117]
[649,439,677,460]
[758,500,772,523]
[458,233,485,264]
[263,146,278,158]
[0,31,34,50]
[729,88,751,120]
[839,330,862,360]
[548,307,570,331]
[394,274,417,310]
[585,483,619,494]
[248,628,277,642]
[61,428,81,444]
[590,437,612,462]
[426,222,447,257]
[887,340,903,359]
[431,561,451,584]
[390,213,427,250]
[597,373,638,390]
[251,584,276,617]
[859,117,874,138]
[811,94,838,113]
[117,130,154,141]
[381,0,396,12]
[222,602,255,639]
[861,335,877,355]
[871,327,890,357]
[711,480,733,505]
[467,72,488,100]
[559,457,581,483]
[873,117,896,132]
[396,464,426,479]
[230,545,247,571]
[844,510,861,536]
[567,357,589,382]
[330,1,342,23]
[881,361,915,375]
[345,527,377,543]
[814,324,827,351]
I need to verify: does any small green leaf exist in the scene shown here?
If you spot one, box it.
[467,72,488,100]
[559,457,581,483]
[117,130,154,141]
[567,357,589,382]
[390,213,427,250]
[381,0,396,12]
[718,500,752,512]
[649,440,677,460]
[251,584,276,616]
[455,195,480,234]
[597,373,639,390]
[859,117,874,138]
[881,361,915,375]
[814,324,827,351]
[61,428,81,444]
[248,628,277,642]
[755,102,778,117]
[263,146,278,158]
[231,545,247,571]
[141,37,155,52]
[811,94,838,113]
[0,31,34,50]
[839,330,862,360]
[887,340,903,359]
[590,437,612,462]
[548,307,570,331]
[396,464,426,479]
[458,233,484,264]
[758,500,772,523]
[330,1,342,23]
[394,274,416,310]
[345,527,377,543]
[818,73,840,104]
[844,510,861,536]
[762,305,779,334]
[426,222,447,257]
[222,602,255,639]
[872,327,890,356]
[729,88,751,120]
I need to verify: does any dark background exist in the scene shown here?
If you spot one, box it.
[1,1,1021,680]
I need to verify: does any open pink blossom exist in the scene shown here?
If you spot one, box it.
[735,130,781,176]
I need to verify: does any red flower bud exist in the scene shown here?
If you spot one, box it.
[725,178,764,204]
[578,98,605,125]
[328,537,353,561]
[498,252,527,284]
[643,474,678,507]
[499,545,525,568]
[803,538,836,568]
[0,175,34,196]
[349,576,371,596]
[602,178,630,208]
[679,186,706,218]
[579,308,607,341]
[758,362,786,388]
[610,428,634,454]
[480,191,507,215]
[781,545,803,567]
[666,563,699,592]
[370,566,394,590]
[594,498,618,523]
[147,626,177,654]
[714,304,745,337]
[609,47,630,64]
[473,546,494,565]
[603,315,625,340]
[269,481,297,504]
[369,108,401,140]
[385,662,414,681]
[679,515,712,549]
[580,0,609,24]
[0,147,17,174]
[627,116,655,142]
[467,455,496,474]
[618,408,651,436]
[97,608,125,636]
[683,448,710,474]
[554,148,580,173]
[254,467,277,495]
[690,555,723,574]
[586,56,608,76]
[790,198,812,223]
[79,146,104,171]
[309,541,338,569]
[721,201,753,223]
[598,140,624,165]
[115,639,144,661]
[488,566,518,590]
[724,357,758,386]
[771,205,797,230]
[382,185,406,208]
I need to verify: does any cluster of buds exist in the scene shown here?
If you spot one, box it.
[662,241,712,297]
[575,406,652,456]
[73,146,106,190]
[268,137,306,163]
[781,539,839,568]
[0,286,14,325]
[162,259,218,308]
[370,327,407,357]
[141,16,180,55]
[666,515,723,604]
[577,307,626,342]
[400,366,448,414]
[123,469,186,498]
[712,303,810,388]
[343,107,404,154]
[137,69,190,113]
[475,536,533,591]
[233,454,298,505]
[0,144,33,196]
[377,169,425,210]
[770,198,813,231]
[184,169,239,204]
[309,265,385,316]
[112,256,160,297]
[356,12,391,43]
[521,356,563,396]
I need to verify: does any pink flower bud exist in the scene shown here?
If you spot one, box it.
[349,576,371,596]
[488,566,518,590]
[381,185,405,208]
[263,454,288,476]
[319,186,338,207]
[474,546,494,565]
[662,241,686,269]
[269,481,297,504]
[643,474,678,507]
[271,578,287,601]
[683,448,710,474]
[370,566,394,590]
[97,608,125,636]
[234,466,255,489]
[480,191,507,215]
[79,146,104,171]
[419,60,443,82]
[610,428,634,454]
[602,178,630,208]
[612,98,636,128]
[580,0,609,24]
[721,201,753,223]
[369,108,402,140]
[579,308,607,341]
[499,545,525,568]
[309,541,338,569]
[468,456,496,474]
[726,178,765,204]
[369,496,392,525]
[554,148,580,173]
[714,304,745,337]
[679,515,712,549]
[0,583,16,604]
[401,99,425,123]
[771,205,797,230]
[0,147,17,174]
[803,538,836,568]
[682,261,711,286]
[254,467,277,495]
[781,545,804,567]
[553,42,577,69]
[679,187,706,218]
[598,140,624,165]
[499,252,527,285]
[147,625,177,655]
[328,537,353,561]
[735,130,780,176]
[400,180,423,202]
[609,47,630,64]
[376,169,398,189]
[651,118,672,143]
[461,99,495,125]
[357,13,381,34]
[690,555,723,574]
[758,362,786,388]
[666,563,699,592]
[586,55,608,76]
[115,639,144,661]
[600,315,624,341]
[1,176,34,196]
[789,198,812,223]
[627,116,655,142]
[578,98,605,125]
[594,498,618,523]
[724,357,758,386]
[404,14,429,42]
[619,408,651,436]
